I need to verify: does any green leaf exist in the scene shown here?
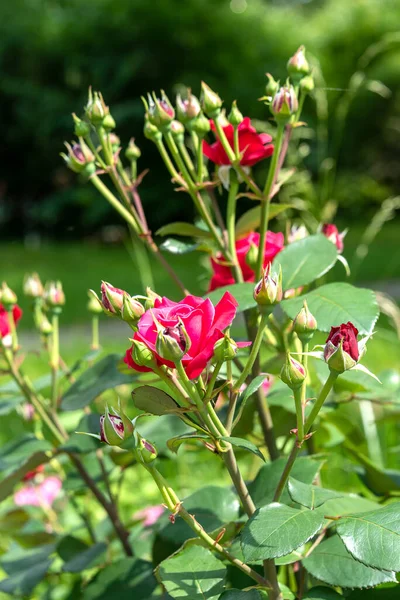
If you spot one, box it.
[136,414,191,453]
[62,542,107,572]
[60,414,101,453]
[61,353,135,410]
[0,435,53,503]
[132,385,180,416]
[281,283,379,334]
[235,204,294,236]
[315,494,380,518]
[206,283,256,313]
[167,433,210,453]
[57,535,88,561]
[158,485,240,545]
[83,558,157,599]
[157,222,213,238]
[303,587,343,599]
[303,535,396,588]
[221,436,265,461]
[347,584,400,599]
[344,443,400,494]
[240,502,324,561]
[273,234,338,289]
[336,503,400,572]
[0,544,55,596]
[219,590,267,599]
[160,237,203,254]
[232,374,268,424]
[0,509,29,533]
[288,478,343,509]
[156,543,226,599]
[248,457,324,508]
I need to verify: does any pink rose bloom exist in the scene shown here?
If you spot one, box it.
[133,504,164,526]
[203,117,274,166]
[14,476,62,508]
[321,224,345,253]
[125,291,244,380]
[0,303,23,338]
[208,231,284,292]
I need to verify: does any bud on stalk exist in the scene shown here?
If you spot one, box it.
[293,300,317,344]
[125,138,141,162]
[23,273,44,299]
[156,321,191,362]
[131,339,157,368]
[191,112,211,137]
[228,101,243,126]
[85,89,110,126]
[145,287,162,310]
[121,293,145,326]
[324,322,359,373]
[147,91,175,129]
[43,281,65,311]
[253,264,283,314]
[100,281,124,315]
[265,73,280,98]
[100,404,134,446]
[170,120,185,143]
[287,45,310,83]
[280,353,306,390]
[1,282,18,309]
[143,115,162,143]
[137,437,158,463]
[213,335,238,363]
[72,113,91,138]
[200,81,223,118]
[271,85,298,123]
[176,90,201,124]
[61,141,95,174]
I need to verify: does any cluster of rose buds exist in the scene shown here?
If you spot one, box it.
[90,281,145,327]
[22,273,66,340]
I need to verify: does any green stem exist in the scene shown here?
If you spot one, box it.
[196,133,204,181]
[226,172,243,284]
[293,386,304,442]
[6,309,18,352]
[90,175,140,233]
[273,371,338,502]
[233,314,269,391]
[155,138,182,183]
[255,124,285,280]
[147,464,270,589]
[177,139,197,182]
[91,315,100,350]
[203,361,223,404]
[50,313,59,410]
[164,131,196,187]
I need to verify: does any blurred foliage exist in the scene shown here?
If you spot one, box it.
[1,0,400,238]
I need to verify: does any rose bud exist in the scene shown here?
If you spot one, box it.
[170,119,185,142]
[155,321,191,362]
[100,281,124,315]
[143,115,162,143]
[85,89,110,126]
[102,113,116,132]
[288,224,309,244]
[176,90,201,123]
[253,264,283,314]
[43,281,65,309]
[1,282,18,309]
[191,112,211,137]
[147,91,175,129]
[324,322,359,373]
[321,224,345,254]
[121,293,145,326]
[280,353,306,390]
[200,81,223,118]
[23,273,43,299]
[100,405,134,446]
[245,241,259,272]
[36,312,53,336]
[300,74,315,94]
[287,45,310,82]
[131,339,157,368]
[213,334,238,363]
[138,437,158,463]
[228,101,243,126]
[145,287,162,310]
[72,113,91,138]
[61,141,95,174]
[271,85,298,123]
[265,73,280,98]
[293,300,317,344]
[125,138,141,162]
[87,291,103,315]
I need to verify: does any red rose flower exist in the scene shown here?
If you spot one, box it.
[324,322,359,362]
[208,231,284,292]
[322,224,345,253]
[0,303,23,338]
[203,117,274,166]
[125,292,241,380]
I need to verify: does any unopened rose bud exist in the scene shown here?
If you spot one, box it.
[87,291,103,315]
[300,74,315,94]
[288,224,308,244]
[280,353,306,390]
[253,264,283,314]
[85,89,110,126]
[321,224,345,254]
[61,141,95,174]
[155,321,191,362]
[102,113,116,132]
[100,405,134,446]
[121,293,145,326]
[37,312,53,336]
[271,85,298,123]
[191,112,211,137]
[228,101,243,126]
[265,73,280,98]
[287,46,310,82]
[293,300,317,344]
[213,335,238,363]
[176,91,201,123]
[147,91,175,129]
[23,273,43,299]
[131,339,156,368]
[72,113,91,138]
[1,282,18,308]
[43,281,65,309]
[145,287,162,310]
[108,133,120,151]
[246,242,258,272]
[100,281,124,315]
[138,437,158,463]
[200,81,223,118]
[170,120,185,142]
[143,115,162,143]
[125,138,141,162]
[324,322,359,373]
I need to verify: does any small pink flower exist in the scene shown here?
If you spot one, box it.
[262,376,273,396]
[321,224,346,253]
[14,476,62,508]
[133,505,164,526]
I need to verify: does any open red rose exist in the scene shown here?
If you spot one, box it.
[0,303,23,338]
[203,117,274,166]
[208,231,284,292]
[124,292,242,380]
[322,224,345,253]
[325,322,359,362]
